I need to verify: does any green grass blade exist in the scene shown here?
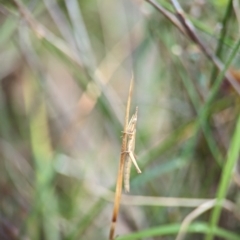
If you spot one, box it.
[206,113,240,240]
[117,222,240,240]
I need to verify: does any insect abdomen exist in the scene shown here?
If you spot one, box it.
[124,156,132,192]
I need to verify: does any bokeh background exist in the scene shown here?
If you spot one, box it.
[0,0,240,239]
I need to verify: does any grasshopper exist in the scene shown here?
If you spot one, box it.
[123,107,141,192]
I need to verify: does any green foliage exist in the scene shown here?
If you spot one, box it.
[0,0,240,239]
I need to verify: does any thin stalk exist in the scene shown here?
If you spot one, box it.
[109,76,134,240]
[205,114,240,240]
[210,0,233,86]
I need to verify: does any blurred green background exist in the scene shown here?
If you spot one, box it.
[0,0,240,239]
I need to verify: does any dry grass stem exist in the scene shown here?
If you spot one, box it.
[175,199,240,240]
[146,0,240,94]
[109,76,134,240]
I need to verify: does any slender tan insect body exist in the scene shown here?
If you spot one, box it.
[123,107,141,192]
[124,128,136,192]
[124,152,132,192]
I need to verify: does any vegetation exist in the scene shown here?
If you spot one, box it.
[0,0,240,239]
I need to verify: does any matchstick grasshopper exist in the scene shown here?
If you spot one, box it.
[122,107,141,192]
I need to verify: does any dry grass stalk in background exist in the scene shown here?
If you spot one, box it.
[146,0,240,94]
[175,199,240,240]
[109,76,134,240]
